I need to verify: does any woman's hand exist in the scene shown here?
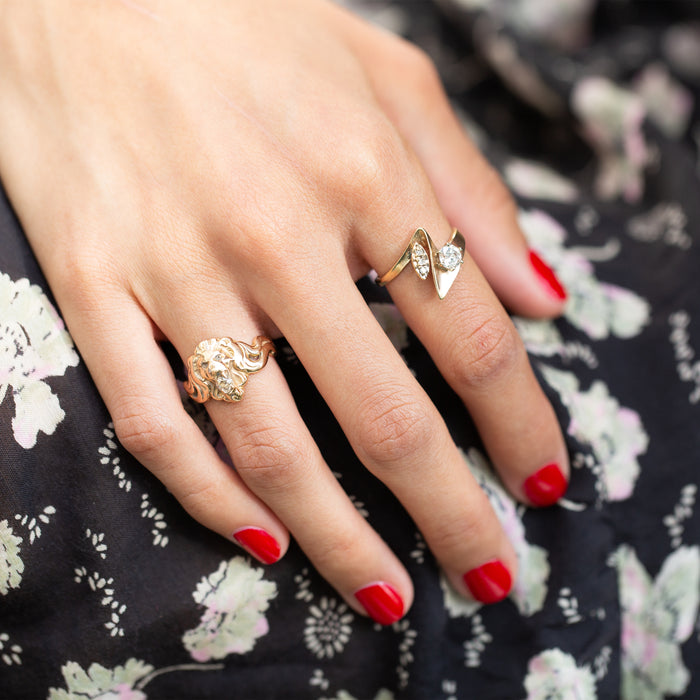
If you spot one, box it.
[0,0,569,624]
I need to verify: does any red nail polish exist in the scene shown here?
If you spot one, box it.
[354,582,404,625]
[529,250,567,300]
[232,527,281,564]
[523,463,568,507]
[463,560,512,604]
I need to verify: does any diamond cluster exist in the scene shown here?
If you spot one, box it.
[411,243,430,279]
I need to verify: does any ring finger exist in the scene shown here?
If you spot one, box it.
[162,301,415,625]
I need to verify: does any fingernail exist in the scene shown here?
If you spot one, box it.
[463,560,512,604]
[232,527,281,564]
[354,582,404,625]
[523,463,568,507]
[529,250,567,300]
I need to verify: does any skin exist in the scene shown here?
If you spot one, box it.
[0,0,569,619]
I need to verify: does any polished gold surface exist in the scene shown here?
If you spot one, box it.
[377,228,465,299]
[185,336,276,403]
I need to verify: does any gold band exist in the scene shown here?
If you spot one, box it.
[377,228,465,299]
[184,336,276,403]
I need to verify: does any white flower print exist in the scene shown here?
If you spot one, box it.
[464,614,492,668]
[0,519,23,595]
[0,631,22,666]
[73,568,127,637]
[182,556,277,662]
[394,617,417,690]
[519,209,651,340]
[85,529,108,560]
[557,588,583,625]
[442,449,550,617]
[663,484,697,549]
[593,646,613,682]
[524,648,597,700]
[569,279,650,341]
[668,310,700,405]
[14,504,56,544]
[139,494,169,548]
[0,273,79,448]
[514,317,567,357]
[662,24,700,80]
[98,424,132,492]
[614,545,700,700]
[513,317,598,368]
[571,76,651,202]
[304,596,354,659]
[48,659,154,700]
[633,63,694,140]
[441,572,481,619]
[310,668,330,691]
[294,567,314,603]
[541,366,648,501]
[504,158,579,203]
[626,202,692,250]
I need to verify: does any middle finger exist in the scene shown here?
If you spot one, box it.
[259,259,520,603]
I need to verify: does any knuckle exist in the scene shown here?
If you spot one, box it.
[331,121,408,207]
[451,312,522,390]
[56,249,115,305]
[112,399,178,461]
[234,217,293,272]
[356,386,434,469]
[232,423,309,493]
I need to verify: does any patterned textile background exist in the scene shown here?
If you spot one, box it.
[2,1,700,698]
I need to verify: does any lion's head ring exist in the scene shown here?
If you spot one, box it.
[184,336,276,403]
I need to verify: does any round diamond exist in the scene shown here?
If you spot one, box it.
[411,243,430,280]
[437,243,462,271]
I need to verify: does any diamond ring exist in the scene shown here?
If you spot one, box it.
[184,336,276,403]
[376,228,465,299]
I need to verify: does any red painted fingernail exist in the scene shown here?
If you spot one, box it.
[529,250,567,300]
[354,582,404,625]
[524,463,568,507]
[232,527,281,564]
[463,560,512,604]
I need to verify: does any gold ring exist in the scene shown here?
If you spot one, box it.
[377,228,465,299]
[184,336,276,403]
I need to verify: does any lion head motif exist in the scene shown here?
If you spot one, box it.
[184,336,275,403]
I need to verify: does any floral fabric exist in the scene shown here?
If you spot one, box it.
[2,0,700,698]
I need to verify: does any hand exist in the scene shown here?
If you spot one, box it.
[0,0,569,624]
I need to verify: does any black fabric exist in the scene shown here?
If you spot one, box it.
[2,1,700,698]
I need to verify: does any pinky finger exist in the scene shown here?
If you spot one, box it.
[71,299,290,564]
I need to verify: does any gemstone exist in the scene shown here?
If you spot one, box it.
[216,376,232,389]
[411,243,430,279]
[437,243,462,271]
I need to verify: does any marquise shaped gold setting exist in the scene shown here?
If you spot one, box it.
[377,228,465,299]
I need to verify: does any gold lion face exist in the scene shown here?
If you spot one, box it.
[185,338,248,402]
[197,345,246,401]
[184,336,275,403]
